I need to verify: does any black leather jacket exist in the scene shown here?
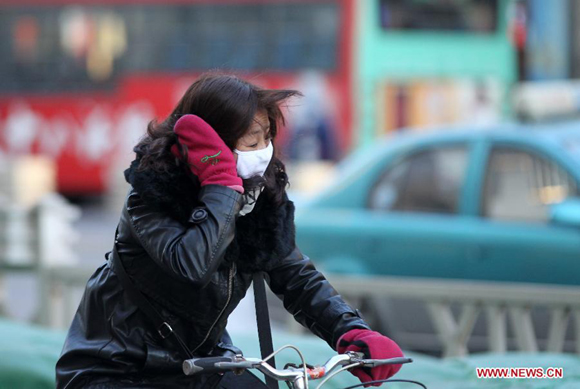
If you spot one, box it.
[56,184,370,388]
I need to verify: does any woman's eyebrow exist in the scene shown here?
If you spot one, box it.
[248,126,270,136]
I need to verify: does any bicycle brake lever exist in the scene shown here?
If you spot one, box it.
[346,351,366,360]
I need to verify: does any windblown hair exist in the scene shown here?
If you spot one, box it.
[133,72,302,206]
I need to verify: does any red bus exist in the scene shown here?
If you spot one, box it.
[0,0,355,195]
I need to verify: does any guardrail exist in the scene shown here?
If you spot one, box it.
[30,269,580,356]
[315,275,580,357]
[0,194,81,327]
[39,265,95,329]
[3,196,580,356]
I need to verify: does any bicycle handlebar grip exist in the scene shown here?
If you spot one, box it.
[182,356,234,376]
[364,357,414,368]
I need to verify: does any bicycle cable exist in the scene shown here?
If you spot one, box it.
[262,344,309,388]
[284,362,315,370]
[316,362,360,389]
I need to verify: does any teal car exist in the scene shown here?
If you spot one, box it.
[295,121,580,285]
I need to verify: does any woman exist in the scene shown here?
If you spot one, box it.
[56,73,404,388]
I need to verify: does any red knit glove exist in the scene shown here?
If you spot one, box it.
[337,329,404,387]
[170,115,244,194]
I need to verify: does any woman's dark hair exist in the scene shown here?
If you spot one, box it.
[133,72,301,206]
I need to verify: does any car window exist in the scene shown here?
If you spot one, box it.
[482,147,578,222]
[368,146,468,214]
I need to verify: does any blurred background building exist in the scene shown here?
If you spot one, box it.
[1,0,579,199]
[1,1,580,386]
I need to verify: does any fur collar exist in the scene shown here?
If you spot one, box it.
[124,158,296,273]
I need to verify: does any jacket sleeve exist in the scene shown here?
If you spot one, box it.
[123,184,243,289]
[266,245,371,350]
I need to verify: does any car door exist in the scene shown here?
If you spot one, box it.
[361,141,476,280]
[467,142,580,285]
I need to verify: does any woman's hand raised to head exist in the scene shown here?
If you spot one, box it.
[171,114,244,194]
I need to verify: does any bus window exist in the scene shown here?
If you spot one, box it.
[0,7,124,92]
[119,3,338,72]
[378,0,498,33]
[0,2,339,93]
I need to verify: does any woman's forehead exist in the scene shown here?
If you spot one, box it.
[245,112,270,136]
[252,111,269,128]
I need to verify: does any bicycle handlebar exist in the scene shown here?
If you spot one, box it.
[183,352,413,380]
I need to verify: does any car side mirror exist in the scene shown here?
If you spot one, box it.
[550,198,580,228]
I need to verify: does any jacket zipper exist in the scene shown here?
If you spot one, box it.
[191,262,236,354]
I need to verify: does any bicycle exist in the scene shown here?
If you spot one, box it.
[182,345,427,389]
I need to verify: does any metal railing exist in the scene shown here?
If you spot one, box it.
[316,275,580,357]
[0,193,83,327]
[3,195,580,357]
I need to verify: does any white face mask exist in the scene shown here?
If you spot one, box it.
[233,141,274,179]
